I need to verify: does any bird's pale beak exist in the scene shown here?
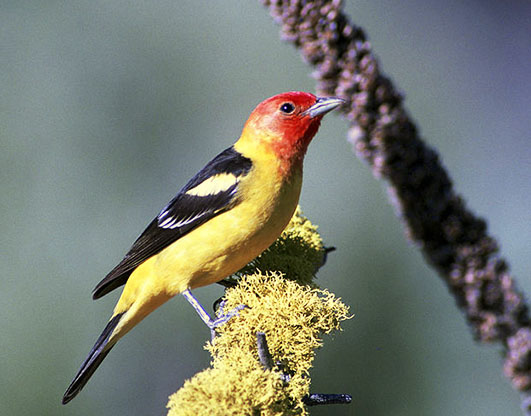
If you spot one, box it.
[303,96,345,118]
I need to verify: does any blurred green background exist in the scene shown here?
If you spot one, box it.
[2,1,530,415]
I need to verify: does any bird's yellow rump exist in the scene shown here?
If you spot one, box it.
[62,91,343,404]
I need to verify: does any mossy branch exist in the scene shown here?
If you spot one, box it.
[167,209,352,416]
[260,0,530,413]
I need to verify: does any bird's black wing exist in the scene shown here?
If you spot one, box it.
[92,146,252,299]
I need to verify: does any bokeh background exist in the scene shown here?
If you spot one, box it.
[2,1,530,415]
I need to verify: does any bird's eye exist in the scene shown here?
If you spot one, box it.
[280,103,295,114]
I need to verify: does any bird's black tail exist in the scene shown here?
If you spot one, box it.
[62,312,124,404]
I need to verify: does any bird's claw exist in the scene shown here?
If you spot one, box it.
[209,303,246,329]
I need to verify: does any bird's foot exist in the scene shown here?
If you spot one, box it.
[182,289,246,331]
[211,302,246,329]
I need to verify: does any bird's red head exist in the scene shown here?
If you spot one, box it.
[239,92,343,174]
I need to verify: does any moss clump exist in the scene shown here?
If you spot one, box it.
[212,273,350,376]
[167,208,351,416]
[167,273,350,416]
[166,358,297,416]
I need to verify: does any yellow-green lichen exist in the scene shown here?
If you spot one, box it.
[167,208,351,416]
[167,273,350,416]
[210,272,350,377]
[166,362,299,416]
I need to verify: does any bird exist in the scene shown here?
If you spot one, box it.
[62,91,344,404]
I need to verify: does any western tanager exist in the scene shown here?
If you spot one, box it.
[62,91,343,404]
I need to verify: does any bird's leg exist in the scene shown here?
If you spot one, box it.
[182,289,246,330]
